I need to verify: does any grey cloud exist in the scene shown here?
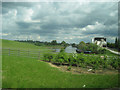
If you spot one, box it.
[2,2,34,8]
[2,2,118,43]
[16,21,32,28]
[81,24,118,37]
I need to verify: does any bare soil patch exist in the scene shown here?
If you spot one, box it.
[48,63,61,69]
[48,62,118,74]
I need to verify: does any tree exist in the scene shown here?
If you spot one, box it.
[61,41,68,49]
[87,43,98,53]
[118,38,120,51]
[51,40,57,45]
[79,41,86,45]
[115,37,118,48]
[77,41,87,51]
[71,43,76,47]
[61,41,66,45]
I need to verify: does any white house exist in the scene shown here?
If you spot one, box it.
[92,37,107,47]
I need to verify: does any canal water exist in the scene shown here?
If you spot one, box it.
[53,46,77,53]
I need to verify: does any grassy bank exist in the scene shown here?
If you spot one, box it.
[2,39,52,52]
[2,39,62,59]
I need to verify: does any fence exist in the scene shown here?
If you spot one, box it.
[0,48,42,59]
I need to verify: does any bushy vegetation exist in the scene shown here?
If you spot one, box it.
[43,51,120,70]
[77,41,107,54]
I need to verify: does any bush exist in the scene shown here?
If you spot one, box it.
[98,48,106,54]
[55,52,68,64]
[43,53,55,62]
[60,48,65,52]
[43,51,119,70]
[87,43,98,53]
[110,57,119,69]
[77,43,107,54]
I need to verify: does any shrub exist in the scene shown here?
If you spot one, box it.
[87,43,98,53]
[98,48,106,54]
[60,48,65,52]
[55,52,68,64]
[103,61,108,69]
[43,50,119,70]
[68,54,74,65]
[112,61,119,69]
[43,53,54,62]
[110,57,119,69]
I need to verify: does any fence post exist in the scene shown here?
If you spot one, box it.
[9,48,10,56]
[38,51,40,60]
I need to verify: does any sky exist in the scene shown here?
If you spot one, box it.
[1,1,118,44]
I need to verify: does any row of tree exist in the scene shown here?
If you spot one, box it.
[107,37,120,51]
[16,37,120,52]
[15,40,69,47]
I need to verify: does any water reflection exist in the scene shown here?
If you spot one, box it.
[65,46,77,53]
[53,46,77,53]
[53,48,60,52]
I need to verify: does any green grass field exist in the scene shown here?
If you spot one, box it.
[2,55,118,88]
[1,39,57,59]
[1,39,119,88]
[2,39,52,52]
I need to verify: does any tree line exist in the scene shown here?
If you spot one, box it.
[15,37,120,52]
[107,37,120,51]
[15,40,69,47]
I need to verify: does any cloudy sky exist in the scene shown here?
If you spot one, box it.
[1,1,118,43]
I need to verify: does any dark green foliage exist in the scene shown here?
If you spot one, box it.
[68,53,78,66]
[56,52,68,64]
[77,42,106,54]
[60,48,65,52]
[61,41,66,45]
[71,43,76,47]
[110,57,119,69]
[68,54,75,65]
[107,37,120,51]
[43,53,54,62]
[61,41,69,48]
[43,52,119,70]
[77,41,87,51]
[17,39,70,46]
[51,40,57,45]
[98,48,106,54]
[107,42,115,48]
[115,37,118,47]
[87,43,98,53]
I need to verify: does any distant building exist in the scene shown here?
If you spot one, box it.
[92,37,107,47]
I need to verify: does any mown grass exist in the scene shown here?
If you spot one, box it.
[2,55,118,88]
[2,39,52,52]
[1,39,58,59]
[1,39,119,88]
